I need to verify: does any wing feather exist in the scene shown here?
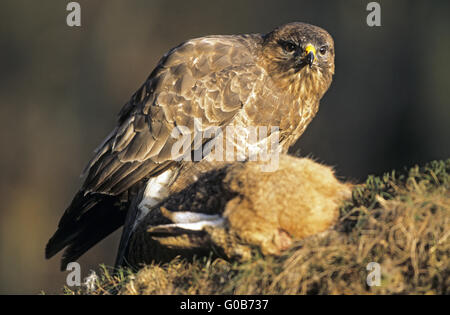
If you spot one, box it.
[47,33,265,265]
[82,35,262,195]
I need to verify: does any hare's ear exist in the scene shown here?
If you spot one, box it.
[147,217,225,236]
[147,207,225,237]
[159,207,223,224]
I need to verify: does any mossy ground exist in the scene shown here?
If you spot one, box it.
[64,159,449,295]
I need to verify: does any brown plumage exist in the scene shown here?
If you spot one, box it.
[124,155,351,267]
[46,22,335,269]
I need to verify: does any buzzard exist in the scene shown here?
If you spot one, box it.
[46,22,335,269]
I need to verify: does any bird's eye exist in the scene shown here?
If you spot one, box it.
[280,41,297,53]
[319,46,328,55]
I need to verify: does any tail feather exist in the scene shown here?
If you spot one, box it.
[45,191,127,270]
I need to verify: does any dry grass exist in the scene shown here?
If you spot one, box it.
[66,159,449,295]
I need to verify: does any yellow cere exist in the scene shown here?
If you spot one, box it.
[305,44,316,57]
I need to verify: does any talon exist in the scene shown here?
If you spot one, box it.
[159,206,174,221]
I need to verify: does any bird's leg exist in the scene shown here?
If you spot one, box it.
[134,170,175,231]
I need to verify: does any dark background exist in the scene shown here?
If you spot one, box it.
[0,0,448,294]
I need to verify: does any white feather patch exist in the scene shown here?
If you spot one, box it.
[133,170,175,230]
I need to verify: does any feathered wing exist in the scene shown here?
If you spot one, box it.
[45,34,264,268]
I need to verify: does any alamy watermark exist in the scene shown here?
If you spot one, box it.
[66,262,98,292]
[66,2,81,27]
[366,262,381,287]
[169,118,281,172]
[366,2,381,27]
[65,261,382,290]
[66,2,381,28]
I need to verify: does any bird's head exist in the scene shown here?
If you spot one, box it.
[260,22,335,96]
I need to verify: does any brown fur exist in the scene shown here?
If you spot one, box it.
[125,155,351,267]
[222,156,351,256]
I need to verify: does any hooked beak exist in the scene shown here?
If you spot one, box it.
[304,44,316,68]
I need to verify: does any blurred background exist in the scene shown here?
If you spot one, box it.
[0,0,448,294]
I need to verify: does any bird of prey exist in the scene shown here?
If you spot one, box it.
[45,22,335,270]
